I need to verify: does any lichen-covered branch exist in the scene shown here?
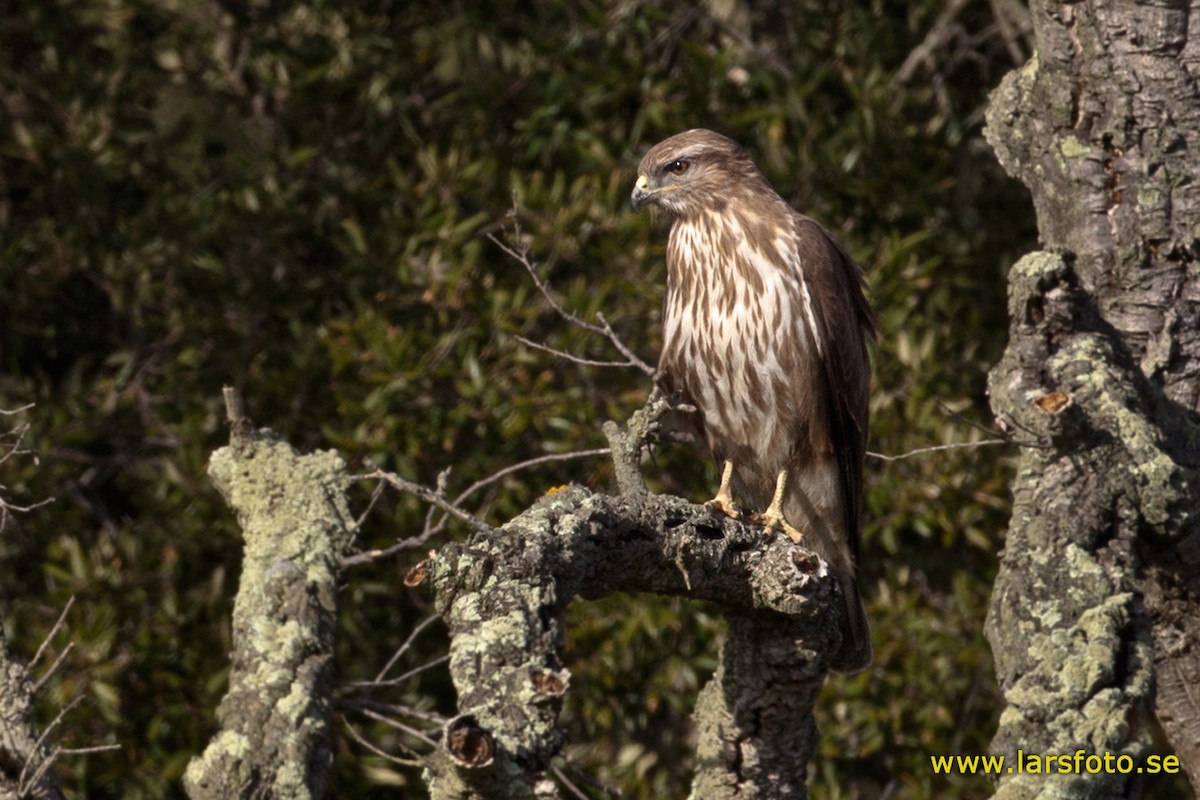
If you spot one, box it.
[691,611,826,799]
[984,0,1200,794]
[601,387,682,498]
[985,254,1160,798]
[419,385,841,799]
[0,638,66,800]
[184,393,354,800]
[423,484,840,799]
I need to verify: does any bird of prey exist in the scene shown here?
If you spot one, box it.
[631,128,874,673]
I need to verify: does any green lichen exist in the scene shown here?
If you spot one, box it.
[1048,337,1181,526]
[1059,135,1091,159]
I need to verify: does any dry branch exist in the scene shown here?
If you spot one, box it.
[184,389,354,800]
[420,394,842,799]
[0,638,66,800]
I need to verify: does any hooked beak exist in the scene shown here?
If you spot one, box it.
[631,173,654,210]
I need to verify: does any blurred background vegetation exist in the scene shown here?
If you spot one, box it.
[0,0,1057,797]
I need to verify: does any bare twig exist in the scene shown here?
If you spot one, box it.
[868,438,1010,463]
[22,739,122,792]
[20,746,61,796]
[489,232,656,377]
[514,335,640,370]
[449,449,611,509]
[0,403,35,415]
[30,596,75,671]
[350,654,451,690]
[558,750,624,799]
[18,694,85,793]
[57,744,122,756]
[0,496,54,514]
[358,707,441,749]
[935,399,1005,439]
[342,719,424,768]
[355,469,492,535]
[343,448,611,567]
[352,477,388,537]
[894,0,974,85]
[988,0,1033,64]
[371,615,443,684]
[32,643,74,695]
[595,312,656,378]
[338,698,448,727]
[552,763,593,800]
[1,407,55,530]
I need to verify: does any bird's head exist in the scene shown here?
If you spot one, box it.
[631,128,765,218]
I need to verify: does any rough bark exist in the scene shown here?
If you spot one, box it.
[422,402,842,800]
[984,0,1200,796]
[690,612,825,799]
[184,397,353,800]
[0,638,65,800]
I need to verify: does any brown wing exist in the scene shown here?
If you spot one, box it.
[793,214,875,565]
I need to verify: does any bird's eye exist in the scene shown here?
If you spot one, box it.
[664,159,690,175]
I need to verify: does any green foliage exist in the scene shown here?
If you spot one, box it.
[2,1,1039,797]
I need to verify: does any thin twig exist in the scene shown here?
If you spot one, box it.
[489,232,656,377]
[341,527,441,567]
[0,404,35,415]
[32,642,74,694]
[552,763,594,800]
[371,614,443,684]
[349,654,451,690]
[449,449,611,509]
[558,749,624,799]
[868,439,1009,463]
[30,596,75,671]
[355,469,492,534]
[354,477,388,531]
[359,707,440,749]
[0,497,55,512]
[338,698,448,726]
[894,0,973,85]
[935,399,1004,439]
[57,744,122,756]
[20,746,60,796]
[382,654,451,688]
[514,335,640,369]
[342,718,424,767]
[18,694,85,791]
[343,448,611,567]
[988,0,1032,64]
[594,312,656,377]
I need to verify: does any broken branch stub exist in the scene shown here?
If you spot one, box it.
[185,411,354,800]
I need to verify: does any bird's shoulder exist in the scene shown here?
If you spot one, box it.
[786,210,876,340]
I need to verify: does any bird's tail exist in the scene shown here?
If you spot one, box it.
[830,572,872,674]
[781,472,872,673]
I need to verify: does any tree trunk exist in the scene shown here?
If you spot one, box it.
[984,0,1200,796]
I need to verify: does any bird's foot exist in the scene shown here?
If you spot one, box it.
[756,468,805,544]
[755,506,806,544]
[704,492,741,519]
[705,460,741,518]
